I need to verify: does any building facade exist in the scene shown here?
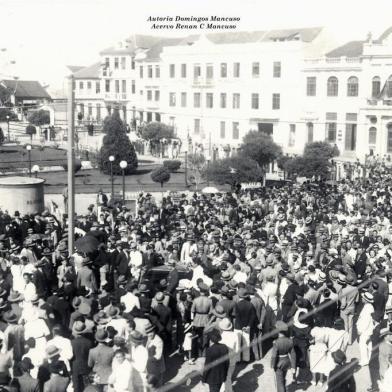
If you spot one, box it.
[70,27,392,161]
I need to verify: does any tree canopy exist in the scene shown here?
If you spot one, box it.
[99,110,138,175]
[27,110,50,127]
[240,131,282,168]
[0,108,18,122]
[151,166,171,187]
[140,122,175,140]
[203,156,263,185]
[281,141,340,179]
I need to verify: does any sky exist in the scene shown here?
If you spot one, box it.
[1,0,392,95]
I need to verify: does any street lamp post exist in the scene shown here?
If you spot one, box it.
[119,160,127,205]
[6,115,9,141]
[184,146,188,187]
[109,155,115,198]
[26,144,32,177]
[206,156,211,186]
[31,165,40,178]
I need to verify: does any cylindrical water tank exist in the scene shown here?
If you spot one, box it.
[0,177,45,214]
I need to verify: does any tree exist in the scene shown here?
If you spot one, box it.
[25,125,37,143]
[163,159,182,172]
[283,141,340,180]
[62,158,82,174]
[240,131,282,169]
[151,166,170,188]
[140,122,175,140]
[27,110,50,127]
[187,153,206,190]
[203,156,263,186]
[99,110,138,175]
[0,127,4,146]
[0,108,18,122]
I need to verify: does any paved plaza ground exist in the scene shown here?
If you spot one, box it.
[164,341,376,391]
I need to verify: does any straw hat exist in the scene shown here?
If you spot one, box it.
[219,318,233,331]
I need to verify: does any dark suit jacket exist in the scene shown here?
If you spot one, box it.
[76,266,98,293]
[71,335,93,375]
[202,343,229,385]
[167,267,179,293]
[327,363,356,392]
[114,252,129,276]
[233,299,257,330]
[16,373,40,392]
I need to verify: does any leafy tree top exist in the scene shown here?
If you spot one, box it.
[240,131,282,168]
[0,108,18,122]
[140,122,175,140]
[151,166,171,186]
[203,156,263,185]
[187,153,206,170]
[99,110,138,175]
[27,110,50,126]
[303,141,340,160]
[25,125,37,135]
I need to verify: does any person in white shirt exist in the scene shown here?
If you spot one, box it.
[129,331,148,391]
[120,283,140,313]
[108,349,133,392]
[129,243,143,278]
[46,325,73,371]
[357,292,375,366]
[180,236,198,264]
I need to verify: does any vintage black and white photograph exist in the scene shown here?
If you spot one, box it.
[0,0,392,390]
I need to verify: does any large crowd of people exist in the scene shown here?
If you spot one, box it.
[0,161,391,392]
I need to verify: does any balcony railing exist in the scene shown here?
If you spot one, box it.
[104,93,128,101]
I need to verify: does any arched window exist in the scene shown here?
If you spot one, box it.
[368,127,377,145]
[372,76,381,97]
[387,75,392,98]
[347,76,359,97]
[307,122,314,143]
[327,76,339,96]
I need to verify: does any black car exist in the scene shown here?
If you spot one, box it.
[142,264,192,285]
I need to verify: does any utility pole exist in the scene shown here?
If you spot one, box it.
[67,75,75,254]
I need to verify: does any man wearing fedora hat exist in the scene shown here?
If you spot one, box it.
[16,357,40,392]
[70,321,92,392]
[88,330,114,392]
[327,350,356,392]
[145,323,166,387]
[76,257,98,295]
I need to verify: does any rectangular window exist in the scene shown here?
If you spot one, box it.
[121,57,126,70]
[206,64,214,79]
[220,93,227,108]
[115,80,120,93]
[105,57,110,68]
[273,61,281,78]
[372,78,381,97]
[251,93,259,109]
[105,80,110,93]
[131,80,135,94]
[326,112,337,142]
[252,62,260,77]
[114,57,119,69]
[155,90,160,101]
[345,113,357,151]
[232,93,240,109]
[131,58,135,70]
[95,81,100,94]
[79,81,84,90]
[272,93,280,109]
[139,66,143,78]
[96,104,101,121]
[206,93,213,108]
[306,77,316,96]
[233,62,240,78]
[289,124,296,147]
[232,122,239,139]
[194,119,200,135]
[181,64,187,78]
[369,127,377,144]
[155,66,160,78]
[170,64,175,78]
[147,90,152,101]
[121,80,126,93]
[181,92,187,107]
[79,104,84,117]
[87,81,92,90]
[193,64,201,79]
[148,65,153,78]
[88,104,92,117]
[220,63,227,78]
[194,93,201,108]
[169,92,176,107]
[220,121,225,138]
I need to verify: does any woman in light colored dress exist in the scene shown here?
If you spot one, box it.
[309,326,335,387]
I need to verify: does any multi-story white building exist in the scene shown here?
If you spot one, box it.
[301,27,392,161]
[159,28,333,158]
